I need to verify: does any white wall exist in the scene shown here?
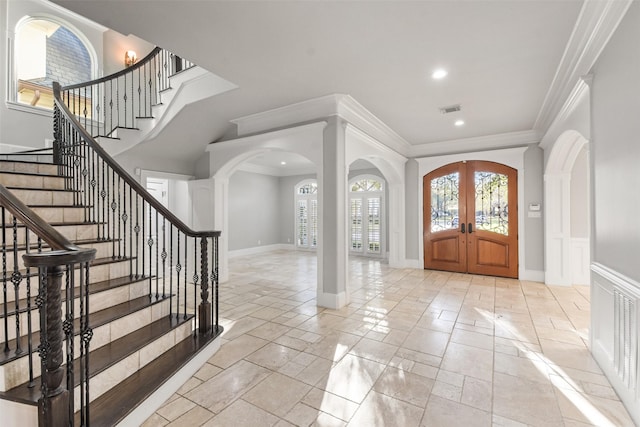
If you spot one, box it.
[589,2,640,424]
[228,170,281,251]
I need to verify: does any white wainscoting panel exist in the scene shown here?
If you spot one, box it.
[591,263,640,425]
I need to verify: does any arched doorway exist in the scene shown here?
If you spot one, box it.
[423,160,519,278]
[544,130,590,285]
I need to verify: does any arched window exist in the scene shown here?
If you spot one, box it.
[295,180,318,249]
[349,175,385,256]
[14,18,93,109]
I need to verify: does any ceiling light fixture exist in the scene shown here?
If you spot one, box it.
[454,119,465,126]
[432,69,448,80]
[280,161,287,165]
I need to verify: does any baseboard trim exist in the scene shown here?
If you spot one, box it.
[116,334,222,427]
[317,291,349,310]
[228,243,295,258]
[520,269,545,282]
[403,259,422,269]
[0,398,37,427]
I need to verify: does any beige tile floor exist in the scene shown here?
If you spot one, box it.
[142,251,635,427]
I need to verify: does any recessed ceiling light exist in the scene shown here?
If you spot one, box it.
[280,161,287,165]
[432,69,448,80]
[454,119,465,126]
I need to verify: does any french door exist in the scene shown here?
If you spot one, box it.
[423,161,518,278]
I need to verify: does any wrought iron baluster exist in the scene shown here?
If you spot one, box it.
[2,207,8,353]
[135,195,140,279]
[148,202,153,296]
[110,170,116,258]
[175,232,180,320]
[12,218,22,354]
[155,209,159,299]
[25,229,34,387]
[161,217,166,298]
[64,264,74,423]
[184,238,188,320]
[121,177,126,260]
[169,224,173,318]
[80,261,93,425]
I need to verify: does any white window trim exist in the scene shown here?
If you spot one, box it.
[349,174,386,258]
[294,179,318,251]
[7,14,100,113]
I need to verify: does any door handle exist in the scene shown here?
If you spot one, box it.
[461,223,465,233]
[468,223,473,233]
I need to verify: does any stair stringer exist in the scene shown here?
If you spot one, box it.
[97,67,237,157]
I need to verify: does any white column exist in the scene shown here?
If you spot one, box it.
[317,116,349,309]
[388,182,406,268]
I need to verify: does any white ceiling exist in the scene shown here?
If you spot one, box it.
[53,0,586,165]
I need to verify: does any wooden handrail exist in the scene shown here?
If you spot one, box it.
[0,184,94,255]
[53,81,221,239]
[62,47,162,91]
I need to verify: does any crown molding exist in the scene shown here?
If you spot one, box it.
[539,75,591,150]
[534,0,632,134]
[230,93,412,157]
[410,130,540,158]
[238,163,315,177]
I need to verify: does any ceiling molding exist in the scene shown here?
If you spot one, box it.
[539,75,591,150]
[337,97,412,157]
[534,0,633,134]
[410,130,540,158]
[235,162,315,177]
[230,93,412,157]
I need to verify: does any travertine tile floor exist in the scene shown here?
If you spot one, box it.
[143,251,635,427]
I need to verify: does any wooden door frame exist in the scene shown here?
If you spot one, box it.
[416,147,528,279]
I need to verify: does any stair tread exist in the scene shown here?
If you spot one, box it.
[4,186,79,193]
[0,291,165,367]
[85,326,221,427]
[0,274,150,318]
[0,170,69,179]
[0,315,194,405]
[0,160,56,166]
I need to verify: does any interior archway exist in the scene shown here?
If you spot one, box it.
[544,130,590,285]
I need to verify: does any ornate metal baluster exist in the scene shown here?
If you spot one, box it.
[184,238,188,320]
[135,195,140,279]
[155,210,159,299]
[122,177,127,260]
[148,203,154,296]
[175,232,180,320]
[161,217,166,298]
[142,201,146,282]
[214,236,219,331]
[25,229,34,387]
[193,240,198,329]
[199,237,209,333]
[12,218,22,353]
[80,261,93,425]
[2,207,8,353]
[64,264,74,423]
[169,224,173,318]
[101,159,107,240]
[111,169,117,258]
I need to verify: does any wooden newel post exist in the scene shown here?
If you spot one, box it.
[38,265,69,427]
[198,238,211,333]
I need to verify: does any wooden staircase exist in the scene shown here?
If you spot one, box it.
[0,158,220,426]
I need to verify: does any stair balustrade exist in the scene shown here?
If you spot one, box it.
[47,46,220,425]
[60,48,194,140]
[0,185,96,427]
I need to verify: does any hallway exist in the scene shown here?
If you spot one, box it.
[143,251,634,426]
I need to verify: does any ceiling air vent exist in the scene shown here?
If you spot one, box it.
[440,104,462,114]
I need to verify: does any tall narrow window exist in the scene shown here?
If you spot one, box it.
[349,176,385,256]
[295,180,318,249]
[14,19,92,109]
